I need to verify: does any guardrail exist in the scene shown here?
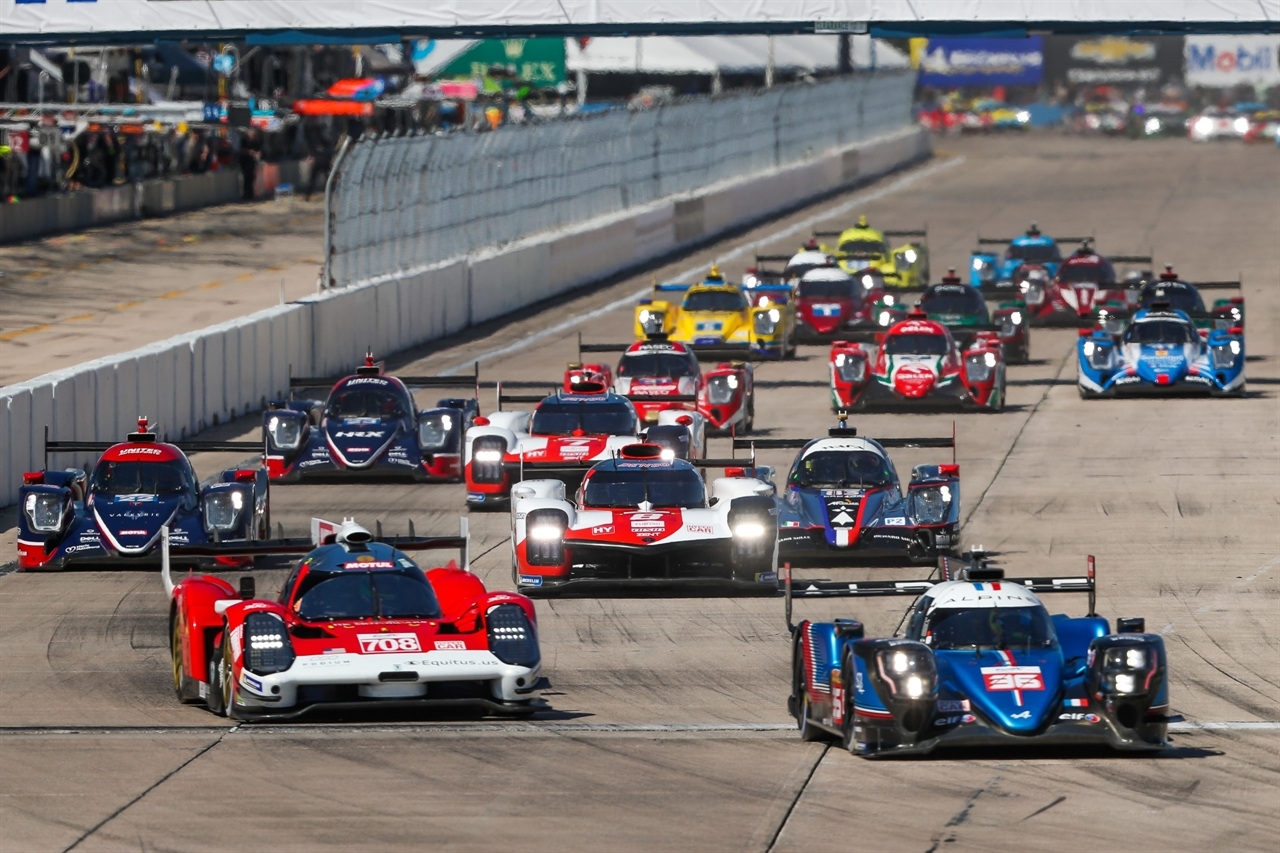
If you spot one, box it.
[327,73,913,288]
[1,79,927,510]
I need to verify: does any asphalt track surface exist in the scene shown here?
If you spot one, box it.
[1,135,1278,853]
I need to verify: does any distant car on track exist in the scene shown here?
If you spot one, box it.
[165,517,549,720]
[968,222,1087,288]
[787,552,1169,757]
[634,266,796,359]
[867,272,1030,364]
[813,216,929,289]
[17,417,266,571]
[747,250,888,341]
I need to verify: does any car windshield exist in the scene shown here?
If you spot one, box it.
[792,450,894,489]
[799,278,857,299]
[1139,286,1203,314]
[90,459,193,496]
[618,353,698,379]
[839,239,886,256]
[1007,243,1061,263]
[1125,320,1195,345]
[925,605,1058,652]
[582,467,706,508]
[683,290,745,313]
[327,384,409,419]
[1058,261,1114,284]
[293,568,442,621]
[920,287,983,316]
[884,333,950,356]
[531,402,637,436]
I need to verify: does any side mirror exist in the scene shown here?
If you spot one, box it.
[239,576,256,600]
[1116,616,1144,634]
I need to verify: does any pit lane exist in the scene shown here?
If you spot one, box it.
[1,134,1277,852]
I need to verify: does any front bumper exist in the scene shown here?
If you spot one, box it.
[855,710,1166,758]
[778,526,954,566]
[847,379,978,412]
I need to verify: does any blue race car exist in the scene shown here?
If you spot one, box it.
[264,353,480,483]
[786,552,1169,757]
[733,417,959,566]
[16,417,267,570]
[969,223,1089,289]
[1077,305,1245,398]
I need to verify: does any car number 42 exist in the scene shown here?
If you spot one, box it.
[357,633,422,653]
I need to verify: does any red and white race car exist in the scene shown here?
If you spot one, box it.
[508,443,778,594]
[577,337,755,434]
[746,249,886,341]
[165,517,549,720]
[1021,242,1150,326]
[464,382,706,509]
[829,311,1006,412]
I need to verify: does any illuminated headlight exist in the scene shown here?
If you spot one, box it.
[1016,110,1030,124]
[1212,344,1238,369]
[1233,116,1249,134]
[1100,645,1154,696]
[1022,281,1044,305]
[203,490,244,533]
[913,486,951,524]
[1144,117,1161,134]
[474,450,502,462]
[418,412,454,450]
[733,522,766,539]
[972,258,985,271]
[267,415,302,450]
[905,675,925,698]
[742,273,758,287]
[984,352,997,368]
[1083,341,1096,357]
[524,509,566,565]
[528,524,563,542]
[1114,673,1137,694]
[659,449,676,461]
[470,436,507,483]
[707,374,738,405]
[964,354,993,383]
[639,310,664,335]
[1000,317,1017,337]
[883,294,896,306]
[878,310,893,327]
[24,492,65,533]
[876,646,937,699]
[1194,116,1213,135]
[243,613,295,674]
[835,354,866,384]
[753,311,779,336]
[487,603,540,667]
[1009,311,1022,325]
[861,274,876,290]
[1230,339,1241,355]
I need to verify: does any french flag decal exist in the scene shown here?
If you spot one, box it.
[1063,698,1088,708]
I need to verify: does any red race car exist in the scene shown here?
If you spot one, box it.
[829,311,1006,412]
[165,517,550,720]
[578,335,754,434]
[747,248,886,341]
[1020,241,1151,326]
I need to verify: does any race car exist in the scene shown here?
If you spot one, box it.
[786,552,1169,757]
[464,383,705,509]
[633,266,796,359]
[969,223,1089,288]
[748,249,886,341]
[828,310,1006,412]
[813,216,929,289]
[1025,240,1152,327]
[577,336,755,434]
[1077,304,1245,398]
[165,516,549,720]
[263,353,481,483]
[508,442,777,594]
[17,417,267,570]
[745,245,839,285]
[1187,103,1262,142]
[738,418,959,566]
[866,272,1029,364]
[1088,266,1245,337]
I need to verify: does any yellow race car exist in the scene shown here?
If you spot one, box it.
[813,215,930,289]
[634,266,796,359]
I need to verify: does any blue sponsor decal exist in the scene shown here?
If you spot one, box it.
[518,575,544,587]
[755,572,778,583]
[467,493,486,502]
[241,673,264,692]
[918,37,1045,87]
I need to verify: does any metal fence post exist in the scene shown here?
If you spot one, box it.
[320,136,352,291]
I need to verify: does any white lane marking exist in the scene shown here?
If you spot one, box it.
[1169,722,1280,732]
[1158,553,1280,636]
[440,155,965,375]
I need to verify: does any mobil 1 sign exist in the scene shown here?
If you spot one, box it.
[1185,36,1280,87]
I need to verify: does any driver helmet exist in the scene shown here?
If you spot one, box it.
[856,215,869,229]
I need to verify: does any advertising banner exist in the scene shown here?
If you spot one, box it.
[1044,35,1184,87]
[438,38,566,87]
[917,38,1044,88]
[1185,36,1280,88]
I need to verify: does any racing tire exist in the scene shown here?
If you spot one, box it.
[744,397,755,434]
[840,651,858,754]
[171,613,201,704]
[792,637,827,742]
[206,630,231,718]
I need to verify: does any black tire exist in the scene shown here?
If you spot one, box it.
[792,637,826,742]
[171,612,201,704]
[840,652,858,753]
[205,630,231,717]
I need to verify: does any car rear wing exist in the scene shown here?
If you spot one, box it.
[733,420,956,461]
[1111,273,1243,291]
[495,382,560,409]
[883,228,927,241]
[289,362,480,394]
[781,554,1097,631]
[160,517,472,596]
[42,427,261,465]
[976,234,1092,246]
[812,230,843,238]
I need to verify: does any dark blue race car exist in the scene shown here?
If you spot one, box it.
[786,553,1169,757]
[969,223,1089,289]
[17,417,267,570]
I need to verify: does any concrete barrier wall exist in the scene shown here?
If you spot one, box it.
[0,127,929,508]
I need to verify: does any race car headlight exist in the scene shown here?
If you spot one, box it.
[964,354,993,384]
[706,374,739,405]
[418,412,454,451]
[1021,281,1045,305]
[267,415,302,451]
[243,612,295,675]
[1100,313,1126,336]
[912,485,951,524]
[1016,110,1030,124]
[1194,116,1213,135]
[203,489,245,533]
[834,353,867,384]
[1212,343,1238,369]
[1144,117,1161,134]
[639,309,664,335]
[753,310,779,336]
[1000,317,1017,337]
[24,492,65,533]
[878,310,893,327]
[1233,116,1249,134]
[733,521,766,539]
[487,603,540,668]
[875,646,937,699]
[972,258,986,271]
[524,509,567,566]
[1100,645,1152,696]
[470,436,506,483]
[1084,341,1114,370]
[861,274,877,290]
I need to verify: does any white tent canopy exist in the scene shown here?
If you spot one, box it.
[566,35,908,75]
